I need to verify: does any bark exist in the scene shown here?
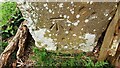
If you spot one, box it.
[107,19,120,68]
[98,5,119,61]
[0,20,28,68]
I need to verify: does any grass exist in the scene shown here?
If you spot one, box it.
[0,2,17,26]
[0,2,24,39]
[0,41,8,53]
[30,47,112,67]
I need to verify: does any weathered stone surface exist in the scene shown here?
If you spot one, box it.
[17,2,117,53]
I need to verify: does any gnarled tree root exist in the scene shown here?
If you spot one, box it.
[0,20,28,68]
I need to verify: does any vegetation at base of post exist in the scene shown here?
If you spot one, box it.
[30,47,113,67]
[0,41,8,53]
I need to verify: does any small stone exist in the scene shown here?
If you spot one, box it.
[73,22,79,26]
[48,9,52,13]
[87,1,89,4]
[108,17,112,20]
[64,46,68,49]
[52,12,55,14]
[93,29,96,32]
[65,31,69,34]
[71,11,74,14]
[79,36,82,38]
[49,34,52,36]
[89,8,92,10]
[43,3,48,7]
[68,24,71,26]
[47,30,50,33]
[64,15,67,18]
[52,21,55,24]
[73,34,77,36]
[59,3,63,8]
[81,28,84,30]
[67,7,69,9]
[67,16,70,19]
[90,1,93,4]
[71,1,74,4]
[45,7,49,10]
[55,34,58,36]
[59,14,62,17]
[76,14,80,18]
[104,14,108,16]
[70,42,72,44]
[85,19,89,23]
[54,42,58,45]
[115,5,117,7]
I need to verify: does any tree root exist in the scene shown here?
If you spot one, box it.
[0,20,28,68]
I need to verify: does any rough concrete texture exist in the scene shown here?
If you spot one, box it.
[17,2,117,53]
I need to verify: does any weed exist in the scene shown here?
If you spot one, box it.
[0,41,8,53]
[31,47,111,67]
[0,2,17,26]
[0,41,8,49]
[0,2,24,39]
